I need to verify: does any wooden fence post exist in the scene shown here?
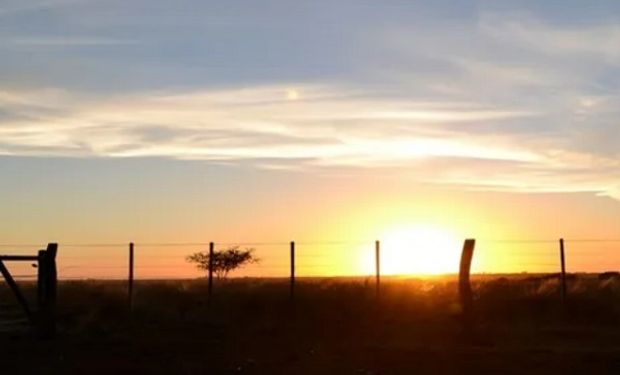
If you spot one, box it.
[459,239,476,334]
[128,242,134,311]
[37,243,57,338]
[375,240,380,299]
[290,241,295,300]
[559,238,567,305]
[208,242,214,304]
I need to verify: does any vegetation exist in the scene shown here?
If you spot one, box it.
[3,275,620,373]
[186,246,258,279]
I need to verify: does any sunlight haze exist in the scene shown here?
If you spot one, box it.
[0,0,618,279]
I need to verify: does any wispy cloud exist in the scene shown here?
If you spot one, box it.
[0,0,91,17]
[0,84,617,199]
[479,12,620,64]
[0,2,618,200]
[2,35,138,46]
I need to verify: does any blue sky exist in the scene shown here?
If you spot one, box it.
[0,1,619,252]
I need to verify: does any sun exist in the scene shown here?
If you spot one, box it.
[362,224,462,275]
[285,88,299,100]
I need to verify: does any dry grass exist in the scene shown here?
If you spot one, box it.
[2,275,620,374]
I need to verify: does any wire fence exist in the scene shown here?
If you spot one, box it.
[0,238,619,280]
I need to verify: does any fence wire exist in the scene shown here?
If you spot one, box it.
[0,239,618,280]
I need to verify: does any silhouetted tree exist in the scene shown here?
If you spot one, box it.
[186,246,258,279]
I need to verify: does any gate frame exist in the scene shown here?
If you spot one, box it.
[0,243,58,338]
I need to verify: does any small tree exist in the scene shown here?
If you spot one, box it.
[186,246,258,279]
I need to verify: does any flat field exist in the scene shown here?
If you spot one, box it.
[2,275,620,374]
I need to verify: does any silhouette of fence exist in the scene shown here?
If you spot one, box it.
[0,243,57,337]
[1,238,619,281]
[1,238,619,334]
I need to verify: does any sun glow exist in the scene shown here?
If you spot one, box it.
[362,224,462,275]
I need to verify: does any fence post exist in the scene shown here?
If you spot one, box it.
[128,242,134,311]
[559,238,567,305]
[37,243,58,338]
[290,241,295,300]
[208,242,214,304]
[375,240,380,299]
[459,239,476,334]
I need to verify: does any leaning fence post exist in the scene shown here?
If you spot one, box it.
[290,241,295,300]
[208,242,214,304]
[128,242,134,311]
[375,240,380,299]
[459,239,476,334]
[559,238,567,305]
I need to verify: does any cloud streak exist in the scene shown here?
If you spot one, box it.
[0,0,91,17]
[2,36,138,46]
[0,83,617,199]
[0,3,618,200]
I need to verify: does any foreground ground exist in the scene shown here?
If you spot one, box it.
[2,275,620,374]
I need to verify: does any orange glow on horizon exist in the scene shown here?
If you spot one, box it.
[359,224,462,275]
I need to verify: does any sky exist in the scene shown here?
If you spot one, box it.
[0,0,619,278]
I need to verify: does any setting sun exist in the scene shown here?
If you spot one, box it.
[362,225,462,275]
